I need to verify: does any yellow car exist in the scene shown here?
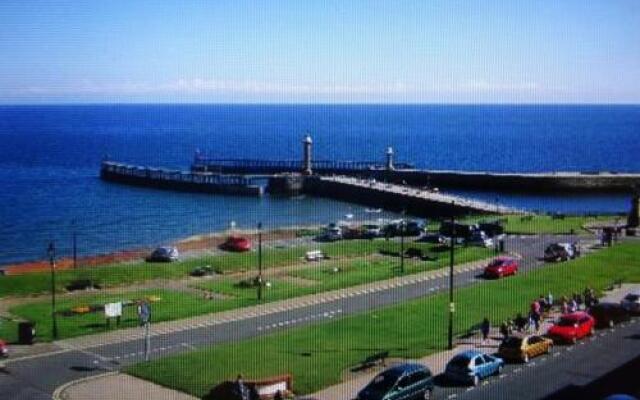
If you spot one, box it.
[497,334,553,363]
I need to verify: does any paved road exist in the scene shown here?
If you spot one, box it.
[0,234,592,399]
[431,313,640,400]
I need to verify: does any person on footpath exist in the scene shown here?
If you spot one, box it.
[481,317,490,344]
[530,299,541,331]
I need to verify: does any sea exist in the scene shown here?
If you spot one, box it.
[1,104,639,265]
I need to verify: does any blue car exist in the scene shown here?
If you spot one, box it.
[357,363,435,400]
[444,350,504,386]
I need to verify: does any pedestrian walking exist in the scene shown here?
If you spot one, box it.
[500,320,509,340]
[514,313,527,332]
[481,317,490,343]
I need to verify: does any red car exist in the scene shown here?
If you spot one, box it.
[220,236,252,252]
[0,339,8,358]
[547,312,595,344]
[484,257,518,279]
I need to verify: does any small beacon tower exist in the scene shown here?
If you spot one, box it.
[302,134,313,175]
[386,147,395,170]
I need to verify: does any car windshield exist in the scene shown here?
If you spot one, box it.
[501,337,523,348]
[624,294,639,302]
[557,317,578,327]
[365,371,398,394]
[489,260,506,268]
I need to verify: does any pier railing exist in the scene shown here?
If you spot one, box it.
[101,161,266,186]
[191,158,414,173]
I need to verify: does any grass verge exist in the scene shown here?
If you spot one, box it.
[127,241,640,397]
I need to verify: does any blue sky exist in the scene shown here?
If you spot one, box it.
[1,0,639,104]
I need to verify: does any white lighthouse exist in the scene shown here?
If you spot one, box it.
[302,134,313,175]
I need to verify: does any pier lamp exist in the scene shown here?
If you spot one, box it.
[448,202,456,350]
[47,241,59,340]
[257,222,263,301]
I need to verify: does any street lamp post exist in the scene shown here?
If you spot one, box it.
[400,219,405,274]
[72,220,77,269]
[47,242,59,340]
[448,203,455,350]
[257,222,263,301]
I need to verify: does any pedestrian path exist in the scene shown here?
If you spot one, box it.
[52,372,197,400]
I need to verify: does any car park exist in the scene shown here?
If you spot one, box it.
[588,302,631,328]
[220,236,252,252]
[547,312,595,343]
[484,257,518,278]
[444,350,504,386]
[620,292,640,314]
[146,246,179,262]
[357,363,435,400]
[497,334,553,363]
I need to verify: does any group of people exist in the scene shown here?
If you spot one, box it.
[480,288,599,342]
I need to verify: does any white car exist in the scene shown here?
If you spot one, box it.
[621,292,640,314]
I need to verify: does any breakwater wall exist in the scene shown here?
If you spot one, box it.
[304,176,525,217]
[100,162,265,196]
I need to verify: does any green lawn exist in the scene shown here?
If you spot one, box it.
[127,241,640,397]
[0,246,490,342]
[0,240,411,299]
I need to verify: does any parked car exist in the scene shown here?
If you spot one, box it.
[415,232,445,244]
[220,236,252,252]
[620,292,640,314]
[357,363,435,400]
[146,246,179,262]
[444,350,504,386]
[547,312,595,343]
[439,222,476,240]
[478,221,505,238]
[467,231,494,248]
[543,243,577,262]
[0,339,8,358]
[318,226,343,242]
[498,334,553,363]
[484,257,518,279]
[405,220,427,236]
[362,224,383,238]
[588,302,631,328]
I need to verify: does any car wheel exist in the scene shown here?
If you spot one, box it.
[523,354,529,363]
[473,375,480,387]
[423,389,432,400]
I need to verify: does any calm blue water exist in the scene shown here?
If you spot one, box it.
[1,104,638,265]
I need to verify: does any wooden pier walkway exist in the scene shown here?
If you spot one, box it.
[100,161,266,196]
